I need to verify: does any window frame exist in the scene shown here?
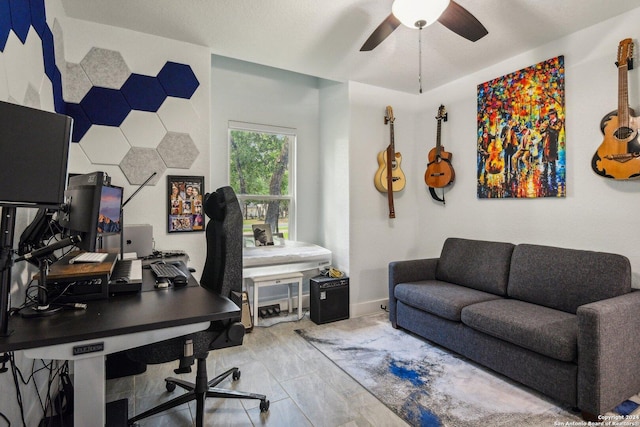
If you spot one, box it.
[227,120,297,241]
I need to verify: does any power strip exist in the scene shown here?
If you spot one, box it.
[258,304,281,318]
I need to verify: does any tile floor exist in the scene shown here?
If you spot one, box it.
[106,313,409,426]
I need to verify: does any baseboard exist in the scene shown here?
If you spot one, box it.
[350,298,388,318]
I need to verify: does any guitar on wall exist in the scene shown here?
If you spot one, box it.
[425,105,455,203]
[592,38,640,179]
[374,105,406,218]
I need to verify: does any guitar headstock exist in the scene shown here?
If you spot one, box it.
[436,104,448,122]
[384,105,395,124]
[616,38,634,70]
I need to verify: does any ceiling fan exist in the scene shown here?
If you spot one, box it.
[360,0,488,52]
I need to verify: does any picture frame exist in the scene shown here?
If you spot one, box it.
[252,223,274,246]
[477,55,565,199]
[167,175,205,233]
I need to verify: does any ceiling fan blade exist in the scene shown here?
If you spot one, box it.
[360,13,401,51]
[437,0,488,42]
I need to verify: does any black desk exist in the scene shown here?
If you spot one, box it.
[0,269,239,426]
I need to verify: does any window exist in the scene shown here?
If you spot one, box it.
[228,121,296,242]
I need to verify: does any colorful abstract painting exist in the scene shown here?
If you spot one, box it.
[477,56,565,198]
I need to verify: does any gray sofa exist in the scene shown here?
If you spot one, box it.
[388,237,640,419]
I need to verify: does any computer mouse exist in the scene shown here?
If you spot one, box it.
[115,277,129,284]
[172,276,188,287]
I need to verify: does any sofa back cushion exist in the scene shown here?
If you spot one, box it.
[508,244,632,313]
[435,238,515,296]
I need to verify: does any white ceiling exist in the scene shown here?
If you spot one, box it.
[60,0,640,94]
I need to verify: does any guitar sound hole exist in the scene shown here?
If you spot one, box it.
[614,126,634,140]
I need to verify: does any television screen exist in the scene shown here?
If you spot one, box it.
[0,101,72,208]
[97,186,122,235]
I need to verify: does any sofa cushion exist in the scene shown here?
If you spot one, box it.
[461,299,578,362]
[508,244,632,314]
[394,281,503,322]
[435,238,515,296]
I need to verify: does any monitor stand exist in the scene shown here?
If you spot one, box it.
[0,206,15,336]
[20,258,63,318]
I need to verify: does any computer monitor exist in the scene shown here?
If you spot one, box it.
[97,185,123,236]
[0,101,72,330]
[58,175,123,252]
[0,101,72,208]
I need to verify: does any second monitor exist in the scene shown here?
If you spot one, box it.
[58,174,123,252]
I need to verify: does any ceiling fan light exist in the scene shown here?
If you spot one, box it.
[392,0,449,28]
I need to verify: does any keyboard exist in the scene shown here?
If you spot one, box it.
[69,252,109,264]
[149,262,187,279]
[110,259,143,284]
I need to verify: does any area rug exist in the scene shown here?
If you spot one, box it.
[297,313,640,427]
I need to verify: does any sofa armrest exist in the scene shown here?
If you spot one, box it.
[388,258,438,327]
[577,290,640,415]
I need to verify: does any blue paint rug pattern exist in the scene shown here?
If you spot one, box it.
[297,314,640,427]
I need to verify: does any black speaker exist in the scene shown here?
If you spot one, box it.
[310,276,349,324]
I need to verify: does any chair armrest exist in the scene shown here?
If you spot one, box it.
[388,258,438,327]
[577,290,640,415]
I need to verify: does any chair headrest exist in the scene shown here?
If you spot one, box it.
[203,190,226,221]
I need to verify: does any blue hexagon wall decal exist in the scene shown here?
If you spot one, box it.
[9,0,31,43]
[121,74,167,112]
[29,0,47,38]
[64,102,92,142]
[50,68,65,114]
[157,61,199,99]
[41,26,57,78]
[0,0,12,51]
[80,86,131,126]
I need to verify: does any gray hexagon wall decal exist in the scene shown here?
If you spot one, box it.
[80,47,131,89]
[64,62,92,103]
[120,147,166,185]
[157,132,199,168]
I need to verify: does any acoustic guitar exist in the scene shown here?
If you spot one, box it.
[591,38,640,179]
[374,106,406,218]
[425,105,455,189]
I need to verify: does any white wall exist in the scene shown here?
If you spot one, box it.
[347,83,426,315]
[348,7,640,314]
[318,80,350,274]
[59,17,212,273]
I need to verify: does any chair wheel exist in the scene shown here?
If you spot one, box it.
[232,369,241,381]
[166,381,176,392]
[260,399,270,412]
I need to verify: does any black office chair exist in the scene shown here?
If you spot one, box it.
[126,186,269,427]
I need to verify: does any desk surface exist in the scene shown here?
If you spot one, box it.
[0,270,239,353]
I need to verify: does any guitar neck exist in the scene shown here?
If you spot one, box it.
[435,119,442,156]
[389,123,395,154]
[619,63,630,126]
[387,114,396,218]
